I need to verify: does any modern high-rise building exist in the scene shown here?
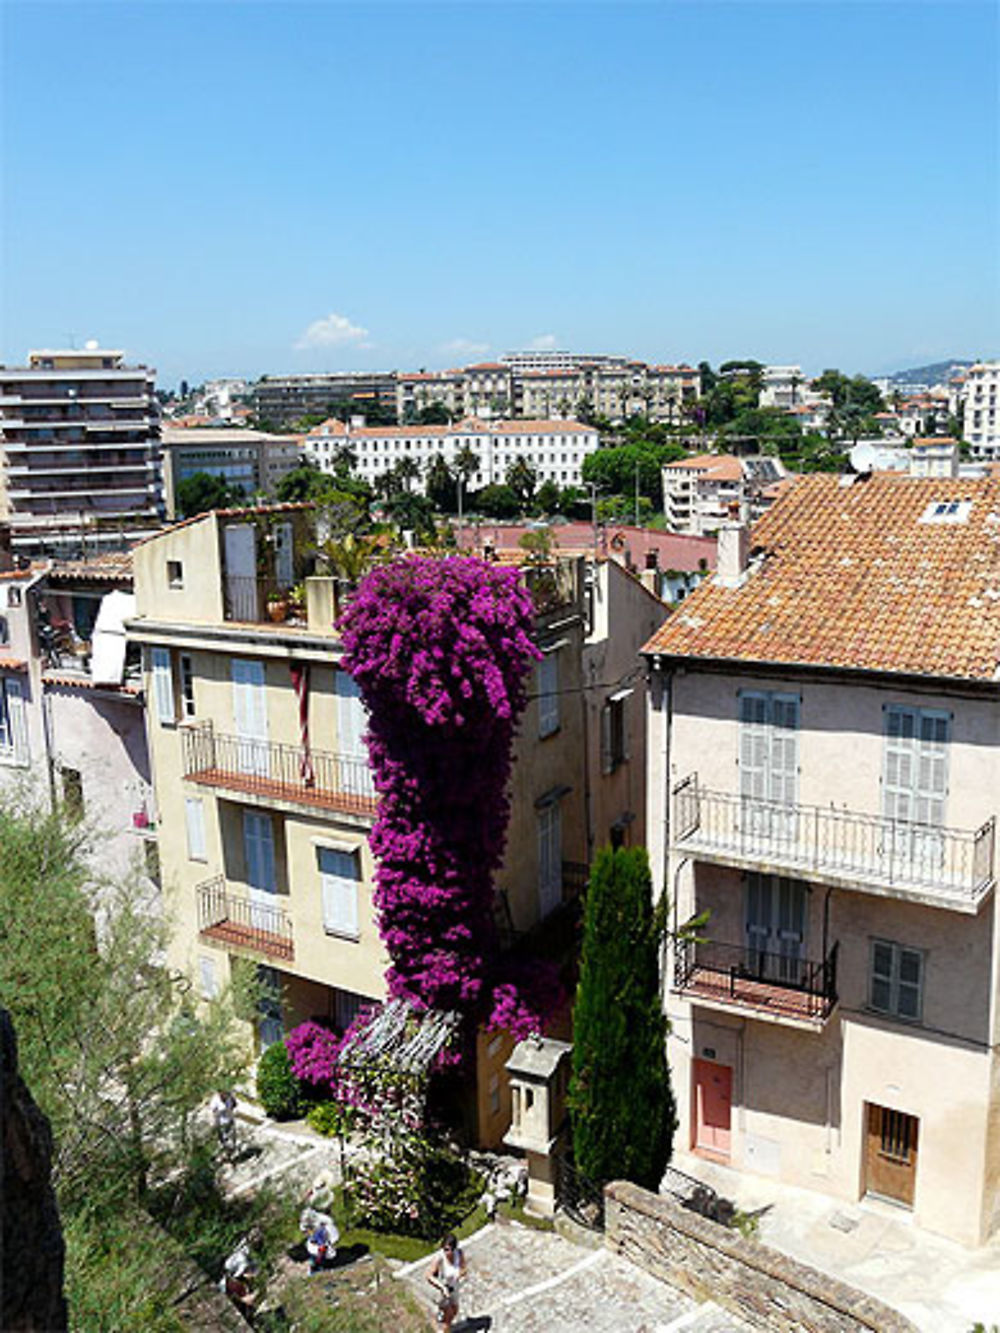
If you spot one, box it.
[0,345,162,554]
[962,361,1000,460]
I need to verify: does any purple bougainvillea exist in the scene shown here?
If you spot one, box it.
[338,554,555,1040]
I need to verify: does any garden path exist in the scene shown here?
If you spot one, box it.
[394,1221,754,1332]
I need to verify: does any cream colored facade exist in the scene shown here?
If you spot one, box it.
[645,662,1000,1246]
[128,510,590,1125]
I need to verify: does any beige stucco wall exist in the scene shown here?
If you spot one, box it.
[651,661,1000,1246]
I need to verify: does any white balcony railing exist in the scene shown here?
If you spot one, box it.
[673,774,995,911]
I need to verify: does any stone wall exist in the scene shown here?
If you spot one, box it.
[605,1180,917,1333]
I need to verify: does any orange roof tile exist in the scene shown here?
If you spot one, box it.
[665,453,744,482]
[643,473,1000,683]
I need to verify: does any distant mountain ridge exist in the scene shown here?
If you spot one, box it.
[881,359,974,385]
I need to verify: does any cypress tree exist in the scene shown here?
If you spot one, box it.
[568,845,676,1189]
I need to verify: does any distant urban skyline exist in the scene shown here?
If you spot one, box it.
[2,2,997,388]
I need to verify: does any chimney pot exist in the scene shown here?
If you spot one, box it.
[716,523,750,588]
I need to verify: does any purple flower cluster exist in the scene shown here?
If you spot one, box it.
[284,1021,343,1089]
[339,555,555,1035]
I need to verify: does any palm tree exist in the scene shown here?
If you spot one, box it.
[506,455,538,512]
[395,457,421,494]
[453,444,480,537]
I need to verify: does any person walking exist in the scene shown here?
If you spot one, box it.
[306,1218,336,1274]
[427,1233,466,1329]
[210,1088,237,1157]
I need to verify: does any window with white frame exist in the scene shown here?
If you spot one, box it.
[869,939,924,1021]
[151,647,176,725]
[318,845,361,938]
[538,650,559,738]
[179,654,196,718]
[185,797,207,861]
[0,676,29,765]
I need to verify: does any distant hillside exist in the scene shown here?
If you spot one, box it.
[883,359,974,385]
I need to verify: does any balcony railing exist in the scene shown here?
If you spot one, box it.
[674,934,838,1024]
[222,574,305,625]
[197,875,293,961]
[673,774,995,909]
[182,722,377,815]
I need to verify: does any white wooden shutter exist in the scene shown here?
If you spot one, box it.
[4,678,28,764]
[232,659,268,775]
[199,955,218,1000]
[185,797,207,861]
[319,847,360,936]
[151,647,175,724]
[335,671,374,797]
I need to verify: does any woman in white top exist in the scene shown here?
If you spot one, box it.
[427,1233,467,1330]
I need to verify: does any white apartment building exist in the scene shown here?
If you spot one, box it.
[645,473,1000,1247]
[663,453,788,536]
[0,346,163,554]
[304,417,600,491]
[962,361,1000,459]
[758,366,810,410]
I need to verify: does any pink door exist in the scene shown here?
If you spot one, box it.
[693,1059,732,1159]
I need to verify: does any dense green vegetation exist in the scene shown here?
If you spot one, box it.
[568,846,676,1190]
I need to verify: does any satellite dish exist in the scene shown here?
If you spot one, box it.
[850,442,878,475]
[84,338,99,350]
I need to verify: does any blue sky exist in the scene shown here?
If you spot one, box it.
[2,1,997,387]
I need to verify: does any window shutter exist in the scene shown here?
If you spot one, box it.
[914,712,949,826]
[897,947,923,1019]
[185,797,207,861]
[151,648,175,724]
[768,696,799,806]
[4,678,28,763]
[739,693,768,800]
[199,955,218,1000]
[538,653,559,736]
[319,847,359,936]
[243,811,276,892]
[601,703,613,774]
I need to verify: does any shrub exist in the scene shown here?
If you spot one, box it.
[256,1040,302,1120]
[307,1100,356,1138]
[348,1143,482,1239]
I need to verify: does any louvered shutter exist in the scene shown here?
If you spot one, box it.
[538,654,559,737]
[745,872,772,965]
[883,707,916,823]
[185,797,207,861]
[232,659,268,776]
[601,703,613,774]
[914,712,948,827]
[4,678,28,764]
[319,847,359,937]
[769,696,799,806]
[151,647,175,724]
[243,811,276,892]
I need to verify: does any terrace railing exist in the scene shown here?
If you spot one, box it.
[673,774,994,909]
[673,934,838,1024]
[182,722,377,814]
[197,875,294,961]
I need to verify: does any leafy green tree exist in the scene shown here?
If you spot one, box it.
[581,441,685,510]
[505,455,538,510]
[174,470,239,518]
[568,846,675,1190]
[0,796,251,1215]
[418,402,452,425]
[534,479,561,515]
[386,489,436,538]
[475,483,519,519]
[811,370,883,415]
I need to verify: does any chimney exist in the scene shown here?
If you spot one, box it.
[716,522,750,588]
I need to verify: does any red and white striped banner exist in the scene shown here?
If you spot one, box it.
[289,662,315,787]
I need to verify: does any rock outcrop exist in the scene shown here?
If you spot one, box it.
[1,1007,68,1332]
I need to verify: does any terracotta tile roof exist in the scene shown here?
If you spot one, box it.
[134,502,313,546]
[665,453,744,482]
[305,418,594,441]
[643,473,1000,683]
[46,551,133,583]
[43,672,141,694]
[0,657,28,671]
[456,522,717,573]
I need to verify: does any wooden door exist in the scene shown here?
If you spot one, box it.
[865,1103,918,1206]
[693,1059,732,1160]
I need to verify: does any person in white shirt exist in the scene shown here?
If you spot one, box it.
[427,1233,467,1329]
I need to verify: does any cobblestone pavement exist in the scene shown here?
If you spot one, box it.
[395,1222,753,1332]
[213,1110,341,1203]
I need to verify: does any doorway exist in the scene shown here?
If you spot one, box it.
[693,1059,732,1160]
[864,1102,918,1207]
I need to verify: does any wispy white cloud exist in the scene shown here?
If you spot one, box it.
[528,333,559,351]
[440,336,490,359]
[294,312,372,351]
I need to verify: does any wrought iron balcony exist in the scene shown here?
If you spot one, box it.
[197,875,294,961]
[674,934,838,1026]
[673,774,995,911]
[182,722,377,816]
[222,575,306,626]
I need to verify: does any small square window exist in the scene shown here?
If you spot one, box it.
[167,560,184,589]
[869,939,924,1022]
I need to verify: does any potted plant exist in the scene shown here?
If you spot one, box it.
[266,592,289,622]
